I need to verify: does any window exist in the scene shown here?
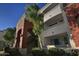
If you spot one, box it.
[54,39,60,45]
[48,19,63,27]
[49,22,57,26]
[59,19,63,22]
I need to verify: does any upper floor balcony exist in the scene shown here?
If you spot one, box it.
[44,22,69,37]
[44,4,62,22]
[43,13,69,37]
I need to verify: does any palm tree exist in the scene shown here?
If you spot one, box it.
[26,4,43,48]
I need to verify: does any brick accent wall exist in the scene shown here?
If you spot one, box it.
[65,4,79,47]
[13,14,33,48]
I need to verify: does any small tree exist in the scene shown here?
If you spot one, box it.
[3,28,16,46]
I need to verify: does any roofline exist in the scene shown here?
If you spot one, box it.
[38,3,58,14]
[38,4,52,14]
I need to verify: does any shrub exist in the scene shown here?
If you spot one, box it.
[4,47,22,56]
[31,48,79,56]
[70,49,79,56]
[48,48,66,56]
[47,48,79,56]
[31,48,47,56]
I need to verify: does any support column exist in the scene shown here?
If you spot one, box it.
[13,39,17,48]
[19,36,23,48]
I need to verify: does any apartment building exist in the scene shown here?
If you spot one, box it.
[39,3,73,49]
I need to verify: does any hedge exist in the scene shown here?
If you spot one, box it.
[31,48,79,56]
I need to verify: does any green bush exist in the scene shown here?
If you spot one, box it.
[23,48,79,56]
[48,48,66,56]
[31,48,47,56]
[31,48,79,56]
[48,48,79,56]
[4,47,22,56]
[70,49,79,56]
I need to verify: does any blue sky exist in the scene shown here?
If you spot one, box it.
[0,3,45,30]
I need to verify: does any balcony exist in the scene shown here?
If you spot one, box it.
[44,23,68,37]
[44,4,62,22]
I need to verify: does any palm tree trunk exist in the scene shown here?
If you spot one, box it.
[38,35,42,49]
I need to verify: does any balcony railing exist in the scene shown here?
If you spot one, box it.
[44,23,68,37]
